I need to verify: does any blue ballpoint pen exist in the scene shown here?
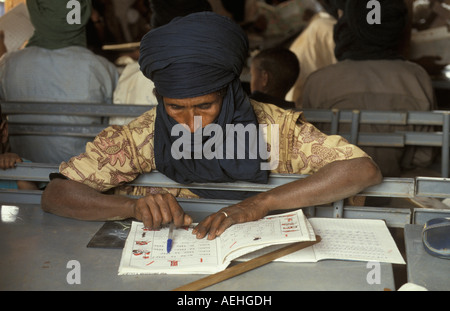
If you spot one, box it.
[167,223,174,253]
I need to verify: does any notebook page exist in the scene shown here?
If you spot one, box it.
[219,209,315,262]
[306,218,405,264]
[237,218,405,265]
[118,222,225,275]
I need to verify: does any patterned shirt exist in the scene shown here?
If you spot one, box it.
[59,100,369,198]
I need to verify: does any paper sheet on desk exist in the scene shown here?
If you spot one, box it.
[0,3,34,53]
[237,218,406,265]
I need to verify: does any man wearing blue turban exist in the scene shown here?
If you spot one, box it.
[139,12,269,200]
[42,12,381,240]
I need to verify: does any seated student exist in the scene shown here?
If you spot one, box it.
[42,12,382,240]
[286,0,338,106]
[249,47,300,110]
[301,0,436,177]
[0,106,38,190]
[0,0,118,164]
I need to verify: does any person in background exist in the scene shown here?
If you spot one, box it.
[0,0,118,164]
[0,105,38,190]
[210,0,315,39]
[286,0,338,106]
[249,47,300,110]
[301,0,436,177]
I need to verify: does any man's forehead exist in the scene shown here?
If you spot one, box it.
[163,93,222,105]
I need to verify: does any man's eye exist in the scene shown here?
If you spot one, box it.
[168,104,183,110]
[197,103,212,109]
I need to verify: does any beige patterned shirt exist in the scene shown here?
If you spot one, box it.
[60,100,369,197]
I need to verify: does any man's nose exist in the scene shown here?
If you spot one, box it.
[183,113,202,133]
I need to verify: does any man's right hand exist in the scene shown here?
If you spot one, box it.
[133,193,193,229]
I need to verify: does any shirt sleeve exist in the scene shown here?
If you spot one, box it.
[250,100,370,175]
[59,109,157,192]
[286,119,369,175]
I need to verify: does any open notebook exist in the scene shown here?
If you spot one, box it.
[118,211,405,275]
[118,209,315,275]
[238,217,406,265]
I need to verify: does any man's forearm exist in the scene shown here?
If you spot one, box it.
[41,178,136,221]
[260,157,382,212]
[192,157,382,240]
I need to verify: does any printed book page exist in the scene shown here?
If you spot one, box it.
[0,3,34,53]
[238,218,406,265]
[119,223,224,275]
[218,209,315,263]
[118,209,315,275]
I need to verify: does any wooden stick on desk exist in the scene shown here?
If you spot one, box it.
[173,236,321,291]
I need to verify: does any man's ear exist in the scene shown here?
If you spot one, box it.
[0,120,8,144]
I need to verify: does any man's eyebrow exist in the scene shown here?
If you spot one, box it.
[164,101,216,107]
[195,102,213,107]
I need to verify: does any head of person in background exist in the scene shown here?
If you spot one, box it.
[333,0,408,61]
[26,0,92,50]
[250,47,300,110]
[149,0,212,28]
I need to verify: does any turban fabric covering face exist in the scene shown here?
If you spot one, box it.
[139,12,269,200]
[333,0,408,61]
[26,0,92,50]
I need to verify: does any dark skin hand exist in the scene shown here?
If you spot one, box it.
[133,191,193,228]
[42,178,192,228]
[0,153,39,190]
[0,152,22,169]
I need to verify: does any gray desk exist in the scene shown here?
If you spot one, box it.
[404,224,450,291]
[0,204,395,291]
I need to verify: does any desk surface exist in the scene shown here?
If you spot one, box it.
[0,204,395,291]
[404,224,450,291]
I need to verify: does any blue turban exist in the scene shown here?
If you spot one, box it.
[140,12,248,98]
[139,12,269,200]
